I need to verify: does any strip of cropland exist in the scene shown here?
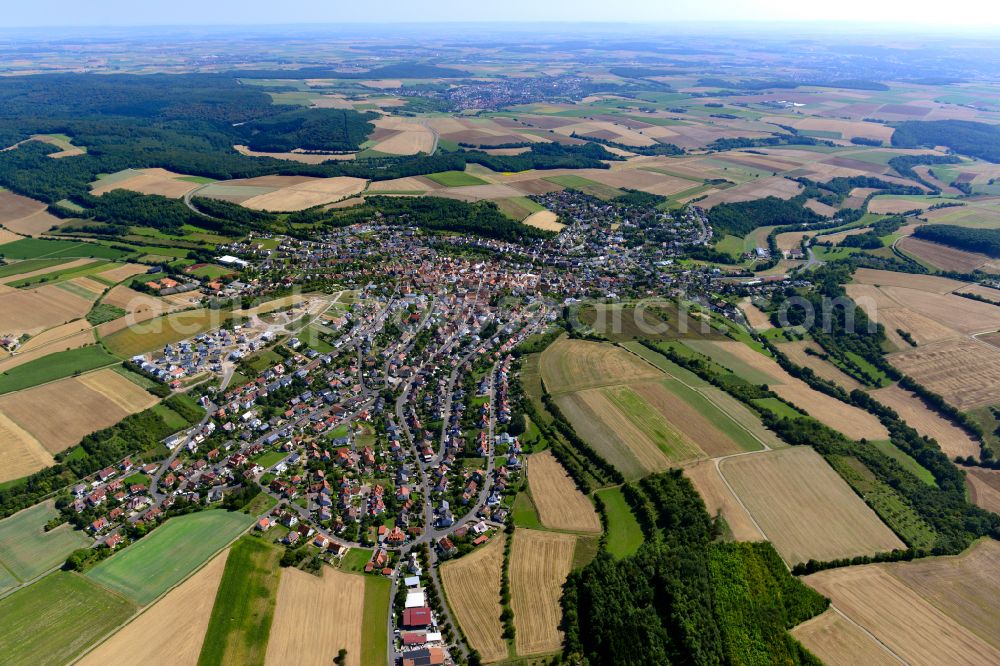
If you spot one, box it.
[197,536,282,666]
[0,499,90,588]
[441,533,508,663]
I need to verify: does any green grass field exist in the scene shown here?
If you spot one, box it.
[0,501,90,584]
[103,308,229,357]
[0,238,130,260]
[197,536,281,666]
[0,258,72,279]
[595,487,643,558]
[361,576,392,666]
[252,450,287,469]
[425,170,489,187]
[512,492,544,530]
[872,441,937,486]
[340,547,374,573]
[681,339,780,386]
[87,510,253,605]
[187,264,234,279]
[0,571,137,666]
[751,397,805,420]
[543,174,625,200]
[0,346,118,395]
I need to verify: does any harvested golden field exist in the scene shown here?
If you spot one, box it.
[526,452,601,533]
[0,369,153,454]
[0,284,93,337]
[898,236,1000,274]
[78,369,158,413]
[964,467,1000,515]
[817,227,871,244]
[779,341,864,391]
[550,119,657,147]
[91,168,202,199]
[847,284,960,347]
[510,529,576,656]
[18,320,92,352]
[369,117,435,155]
[264,566,365,666]
[791,609,898,666]
[792,118,895,141]
[0,190,46,225]
[242,177,367,212]
[868,196,935,214]
[0,229,21,245]
[539,337,662,394]
[3,209,65,236]
[720,447,904,564]
[738,297,773,331]
[852,267,968,293]
[522,210,564,232]
[585,167,693,196]
[78,549,229,666]
[96,263,149,283]
[68,276,106,296]
[690,340,887,440]
[683,459,764,542]
[890,337,1000,410]
[440,534,507,663]
[804,199,838,217]
[775,230,817,252]
[699,176,802,207]
[803,542,1000,665]
[871,384,980,460]
[234,145,356,163]
[0,412,53,484]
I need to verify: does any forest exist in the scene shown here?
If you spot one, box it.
[561,470,828,665]
[891,120,1000,163]
[912,224,1000,258]
[707,196,821,237]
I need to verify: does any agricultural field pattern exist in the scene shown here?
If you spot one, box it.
[0,9,999,666]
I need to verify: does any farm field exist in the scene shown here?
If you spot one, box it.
[90,168,204,198]
[963,466,1000,515]
[0,500,90,585]
[738,297,773,330]
[0,367,157,460]
[440,534,507,663]
[790,609,898,666]
[424,170,489,187]
[897,236,1000,274]
[593,487,644,558]
[0,238,129,260]
[102,308,225,357]
[522,210,564,231]
[683,459,765,543]
[78,549,230,666]
[544,337,771,478]
[86,510,253,605]
[777,340,865,391]
[683,339,889,441]
[870,384,981,460]
[197,536,282,666]
[802,540,1000,664]
[539,337,662,394]
[0,411,55,484]
[719,447,904,564]
[265,565,366,666]
[0,345,117,395]
[0,571,137,666]
[889,337,1000,411]
[198,175,366,211]
[0,283,94,338]
[525,451,601,533]
[360,576,391,666]
[510,529,576,657]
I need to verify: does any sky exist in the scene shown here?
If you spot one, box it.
[1,0,999,29]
